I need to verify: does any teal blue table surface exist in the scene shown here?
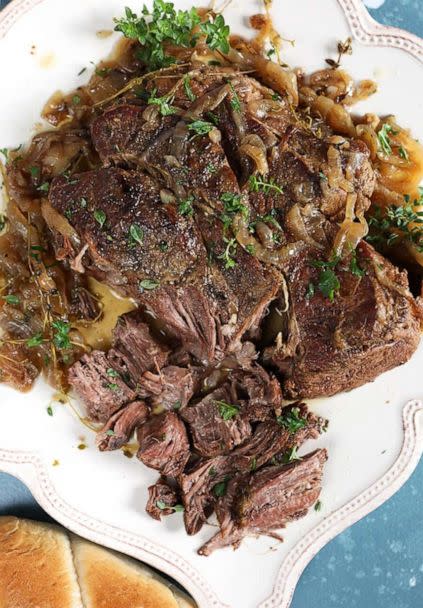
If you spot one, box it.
[0,1,422,606]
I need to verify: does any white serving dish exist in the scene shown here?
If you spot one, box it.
[0,1,422,607]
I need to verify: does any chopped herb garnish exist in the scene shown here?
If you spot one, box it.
[158,240,169,252]
[281,446,301,463]
[221,192,249,217]
[106,368,120,378]
[209,466,217,477]
[94,209,107,228]
[267,46,276,59]
[349,250,365,277]
[228,81,241,112]
[220,192,249,230]
[173,400,182,410]
[277,406,307,434]
[213,477,229,498]
[245,243,255,255]
[188,119,215,138]
[38,182,50,193]
[95,66,110,78]
[129,223,144,247]
[250,456,257,472]
[47,405,53,417]
[72,95,81,105]
[3,294,20,305]
[319,171,327,181]
[80,197,88,208]
[206,163,217,174]
[377,123,393,156]
[139,278,160,291]
[178,195,195,217]
[114,2,230,71]
[215,399,239,420]
[248,174,283,195]
[30,166,40,178]
[52,320,71,350]
[106,429,115,436]
[26,333,44,348]
[107,383,119,391]
[200,13,230,54]
[183,75,196,101]
[219,237,237,270]
[0,148,8,163]
[305,282,315,300]
[314,500,322,512]
[398,145,409,161]
[309,257,341,301]
[147,88,178,116]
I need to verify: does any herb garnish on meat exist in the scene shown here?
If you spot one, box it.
[215,400,240,420]
[277,407,307,434]
[367,191,423,253]
[248,174,283,195]
[114,2,231,71]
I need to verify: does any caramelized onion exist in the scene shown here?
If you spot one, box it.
[285,204,325,251]
[41,200,80,248]
[233,214,306,267]
[239,134,268,174]
[331,194,368,259]
[311,95,356,137]
[308,69,353,101]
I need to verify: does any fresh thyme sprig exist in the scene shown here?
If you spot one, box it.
[366,191,423,253]
[114,2,231,72]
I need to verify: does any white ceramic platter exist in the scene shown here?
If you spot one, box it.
[0,1,422,607]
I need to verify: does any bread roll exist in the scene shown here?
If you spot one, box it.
[0,517,196,608]
[0,516,83,608]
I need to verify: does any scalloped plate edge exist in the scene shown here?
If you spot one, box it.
[0,401,421,608]
[0,1,422,606]
[338,0,423,61]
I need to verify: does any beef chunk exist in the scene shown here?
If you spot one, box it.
[146,478,180,521]
[276,402,328,447]
[48,167,206,296]
[181,385,252,458]
[179,419,297,535]
[229,365,283,421]
[179,399,325,536]
[199,449,327,555]
[197,213,282,351]
[91,103,178,165]
[108,312,170,387]
[142,284,218,363]
[267,242,421,398]
[48,166,224,362]
[137,412,190,477]
[179,456,229,536]
[137,366,194,411]
[68,351,135,422]
[96,400,149,451]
